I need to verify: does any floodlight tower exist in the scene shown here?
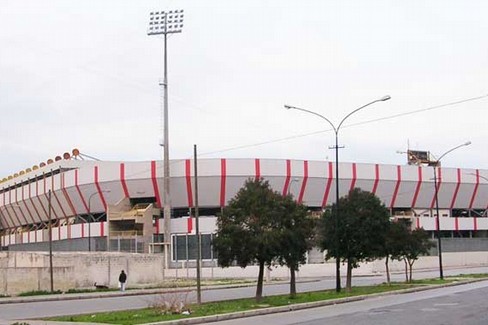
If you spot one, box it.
[147,10,184,267]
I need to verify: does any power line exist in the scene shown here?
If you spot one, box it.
[199,94,488,157]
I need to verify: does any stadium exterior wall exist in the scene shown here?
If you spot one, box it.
[0,158,487,249]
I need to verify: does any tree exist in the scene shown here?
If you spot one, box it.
[402,228,434,282]
[318,188,390,291]
[383,219,411,284]
[275,195,315,298]
[212,178,282,302]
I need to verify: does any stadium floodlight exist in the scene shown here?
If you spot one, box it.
[147,10,184,268]
[147,10,184,35]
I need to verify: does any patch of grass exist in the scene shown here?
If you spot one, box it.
[18,290,62,297]
[47,283,415,325]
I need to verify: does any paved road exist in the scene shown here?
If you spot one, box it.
[208,280,488,325]
[0,266,487,321]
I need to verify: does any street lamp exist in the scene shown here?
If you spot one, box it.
[48,190,54,292]
[431,141,471,280]
[148,9,184,268]
[87,190,110,252]
[285,95,391,292]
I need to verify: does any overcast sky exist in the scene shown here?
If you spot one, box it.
[1,0,487,178]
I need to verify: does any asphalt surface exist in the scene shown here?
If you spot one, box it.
[205,280,488,325]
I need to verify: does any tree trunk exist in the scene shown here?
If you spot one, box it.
[408,260,414,282]
[256,260,265,302]
[289,265,296,299]
[346,258,352,292]
[403,258,408,282]
[385,256,390,285]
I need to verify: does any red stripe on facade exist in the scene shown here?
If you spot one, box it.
[0,208,11,229]
[349,163,357,192]
[187,217,193,233]
[21,184,34,225]
[43,175,59,221]
[185,159,194,207]
[474,217,478,232]
[35,177,48,220]
[0,192,10,228]
[75,170,89,213]
[321,162,334,208]
[120,163,130,198]
[468,170,480,210]
[390,165,402,208]
[52,190,67,219]
[14,186,28,225]
[455,217,459,231]
[430,167,442,209]
[255,159,261,180]
[155,220,160,235]
[3,190,21,228]
[16,185,26,224]
[411,166,423,207]
[81,223,85,238]
[27,179,42,224]
[61,172,77,216]
[94,166,107,211]
[372,164,380,195]
[298,161,308,203]
[416,217,420,229]
[450,169,462,210]
[101,221,105,237]
[220,159,227,207]
[282,160,291,196]
[151,161,162,208]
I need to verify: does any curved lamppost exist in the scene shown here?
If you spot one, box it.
[285,95,391,292]
[431,141,471,279]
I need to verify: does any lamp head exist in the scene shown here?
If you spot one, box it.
[284,105,292,110]
[380,95,391,101]
[464,141,472,146]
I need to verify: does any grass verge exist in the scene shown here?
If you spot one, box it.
[44,275,488,324]
[47,283,425,325]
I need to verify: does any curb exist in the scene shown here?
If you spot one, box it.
[142,278,487,325]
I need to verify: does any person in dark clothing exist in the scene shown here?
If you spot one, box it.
[118,270,127,291]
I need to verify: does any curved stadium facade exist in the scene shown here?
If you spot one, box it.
[0,156,487,259]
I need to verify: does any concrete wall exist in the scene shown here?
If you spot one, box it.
[1,249,488,296]
[0,251,168,295]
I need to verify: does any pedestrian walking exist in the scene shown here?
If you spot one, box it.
[118,270,127,291]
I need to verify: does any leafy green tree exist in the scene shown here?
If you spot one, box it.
[319,188,390,291]
[275,195,315,298]
[401,228,434,282]
[384,219,411,284]
[212,178,282,302]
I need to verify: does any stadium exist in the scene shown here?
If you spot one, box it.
[0,149,487,264]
